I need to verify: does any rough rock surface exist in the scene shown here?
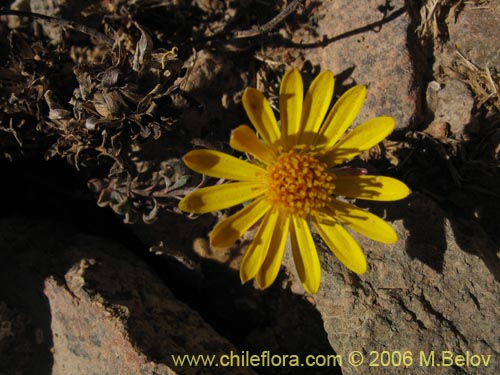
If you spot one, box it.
[437,3,500,74]
[424,2,500,139]
[425,79,474,136]
[284,0,417,129]
[289,194,500,375]
[0,219,255,375]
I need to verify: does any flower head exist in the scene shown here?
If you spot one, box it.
[179,69,410,294]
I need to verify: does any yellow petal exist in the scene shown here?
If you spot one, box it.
[333,175,411,201]
[300,71,335,145]
[290,215,321,294]
[315,85,367,147]
[242,88,282,150]
[312,213,367,274]
[255,212,290,289]
[327,199,397,243]
[183,149,266,181]
[240,209,280,283]
[322,116,395,166]
[229,125,276,165]
[279,68,303,149]
[210,197,271,248]
[178,182,264,214]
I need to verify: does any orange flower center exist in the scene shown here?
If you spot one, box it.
[265,147,335,217]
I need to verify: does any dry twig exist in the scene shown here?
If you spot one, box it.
[0,8,114,46]
[231,0,302,39]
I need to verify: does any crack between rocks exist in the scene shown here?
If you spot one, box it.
[404,0,435,128]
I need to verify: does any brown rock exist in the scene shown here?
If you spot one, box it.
[45,235,255,375]
[0,219,255,375]
[282,194,500,374]
[424,120,449,139]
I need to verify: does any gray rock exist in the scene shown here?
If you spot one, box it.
[433,3,500,111]
[440,4,500,72]
[426,80,474,136]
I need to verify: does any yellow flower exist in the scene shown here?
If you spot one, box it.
[179,69,410,294]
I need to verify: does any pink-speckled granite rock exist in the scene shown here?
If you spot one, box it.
[0,218,254,375]
[44,233,256,375]
[283,0,418,129]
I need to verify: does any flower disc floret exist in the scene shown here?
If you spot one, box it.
[265,147,334,217]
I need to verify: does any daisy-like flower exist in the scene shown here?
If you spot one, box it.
[179,69,410,294]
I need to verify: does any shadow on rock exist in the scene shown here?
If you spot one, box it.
[146,235,341,375]
[357,191,500,283]
[0,220,55,375]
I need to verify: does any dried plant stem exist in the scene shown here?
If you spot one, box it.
[0,8,114,46]
[231,0,301,39]
[416,0,441,38]
[416,0,464,39]
[456,47,500,109]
